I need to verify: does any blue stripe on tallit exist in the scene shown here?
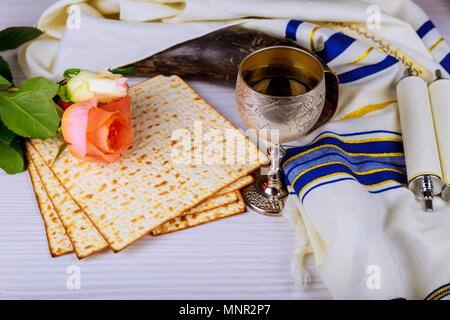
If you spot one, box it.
[440,52,450,74]
[338,55,399,84]
[284,149,406,179]
[416,20,435,38]
[281,131,406,202]
[285,20,303,41]
[293,163,406,202]
[315,32,356,63]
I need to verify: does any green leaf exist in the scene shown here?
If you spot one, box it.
[0,119,15,143]
[54,101,64,119]
[57,83,71,102]
[0,89,60,139]
[50,141,67,167]
[56,129,64,141]
[0,76,60,138]
[109,66,136,76]
[63,68,81,80]
[0,27,43,51]
[0,137,25,174]
[0,75,12,90]
[19,77,58,97]
[0,55,12,82]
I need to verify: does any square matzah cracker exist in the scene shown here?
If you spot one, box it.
[179,175,254,215]
[30,75,266,252]
[28,161,73,257]
[216,175,254,195]
[182,191,237,215]
[27,142,109,259]
[152,191,246,235]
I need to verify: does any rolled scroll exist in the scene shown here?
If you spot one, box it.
[429,71,450,202]
[396,74,443,211]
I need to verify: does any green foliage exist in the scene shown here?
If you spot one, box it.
[0,75,12,90]
[0,26,49,174]
[50,141,67,167]
[0,137,25,174]
[57,82,71,102]
[0,26,134,174]
[109,66,136,76]
[0,55,12,82]
[0,27,43,51]
[63,68,81,80]
[0,77,60,139]
[0,119,15,143]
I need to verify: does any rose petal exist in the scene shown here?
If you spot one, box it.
[61,95,99,158]
[100,95,132,126]
[86,141,121,164]
[107,118,134,153]
[86,107,121,153]
[86,107,119,134]
[86,124,110,153]
[87,115,133,154]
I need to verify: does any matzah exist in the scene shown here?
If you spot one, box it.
[182,191,237,215]
[28,161,74,257]
[152,191,246,235]
[180,175,254,215]
[30,75,266,252]
[216,175,254,195]
[26,142,109,259]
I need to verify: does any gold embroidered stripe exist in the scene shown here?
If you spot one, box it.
[329,22,424,76]
[349,47,374,64]
[310,26,322,51]
[426,284,450,300]
[341,100,397,120]
[429,37,444,52]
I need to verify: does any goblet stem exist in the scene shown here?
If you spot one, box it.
[266,144,286,198]
[241,143,288,216]
[268,145,282,176]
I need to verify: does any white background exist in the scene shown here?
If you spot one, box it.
[0,0,448,299]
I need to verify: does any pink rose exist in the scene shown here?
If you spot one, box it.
[61,95,133,163]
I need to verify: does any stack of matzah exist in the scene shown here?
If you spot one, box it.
[26,75,266,259]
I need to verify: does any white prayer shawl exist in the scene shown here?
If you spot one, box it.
[19,0,450,299]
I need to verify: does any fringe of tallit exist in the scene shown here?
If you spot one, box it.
[282,195,313,288]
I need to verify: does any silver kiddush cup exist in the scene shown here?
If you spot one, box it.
[236,46,338,215]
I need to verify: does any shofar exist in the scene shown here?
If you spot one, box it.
[130,26,301,82]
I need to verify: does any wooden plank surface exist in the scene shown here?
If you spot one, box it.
[0,0,448,299]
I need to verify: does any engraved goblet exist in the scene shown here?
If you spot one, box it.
[236,46,338,215]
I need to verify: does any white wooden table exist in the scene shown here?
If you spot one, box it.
[0,0,448,300]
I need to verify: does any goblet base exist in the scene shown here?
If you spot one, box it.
[242,170,288,216]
